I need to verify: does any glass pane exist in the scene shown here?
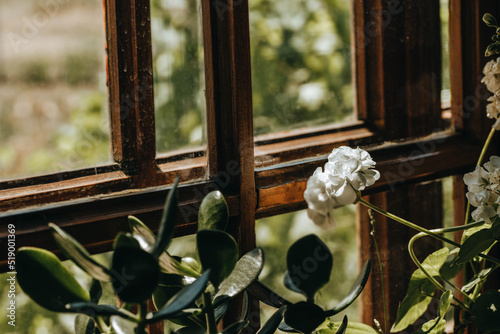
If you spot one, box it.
[440,0,450,103]
[151,0,207,154]
[0,0,109,180]
[250,0,354,137]
[256,206,359,324]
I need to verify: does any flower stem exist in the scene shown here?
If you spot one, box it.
[203,292,217,334]
[358,198,460,247]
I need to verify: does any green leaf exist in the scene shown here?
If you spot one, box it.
[470,290,500,333]
[334,316,348,334]
[111,246,159,303]
[129,216,200,277]
[223,320,249,334]
[438,290,453,317]
[412,318,446,334]
[197,230,239,288]
[484,13,498,28]
[172,327,206,334]
[284,302,326,334]
[17,247,90,312]
[325,260,371,316]
[113,232,140,249]
[74,314,97,334]
[147,270,210,322]
[49,223,111,282]
[257,306,287,334]
[316,321,379,334]
[391,248,449,333]
[215,248,264,299]
[285,234,332,301]
[454,229,496,265]
[66,302,125,318]
[247,281,291,307]
[152,177,180,259]
[198,190,229,231]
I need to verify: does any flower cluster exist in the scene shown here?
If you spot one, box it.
[464,155,500,224]
[482,58,500,129]
[304,146,380,229]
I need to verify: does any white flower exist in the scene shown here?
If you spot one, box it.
[486,93,500,120]
[464,156,500,223]
[304,146,380,229]
[482,58,500,93]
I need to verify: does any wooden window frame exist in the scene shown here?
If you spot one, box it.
[1,0,500,331]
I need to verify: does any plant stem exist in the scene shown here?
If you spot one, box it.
[203,292,218,334]
[358,198,460,247]
[136,302,148,334]
[369,210,389,334]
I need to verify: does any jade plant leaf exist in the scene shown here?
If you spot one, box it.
[285,234,332,301]
[247,281,291,308]
[284,302,326,334]
[152,177,179,259]
[66,302,126,318]
[113,232,140,249]
[17,247,90,312]
[391,247,449,333]
[198,190,229,231]
[74,314,96,334]
[197,229,239,288]
[111,245,159,303]
[335,316,348,334]
[129,216,201,277]
[316,321,379,334]
[470,290,500,333]
[49,223,112,282]
[147,270,210,322]
[325,259,372,316]
[257,306,287,334]
[215,248,264,300]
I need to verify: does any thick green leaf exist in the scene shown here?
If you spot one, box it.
[198,190,229,231]
[335,316,348,334]
[284,302,326,334]
[325,260,372,316]
[147,270,210,322]
[316,321,379,334]
[470,290,500,333]
[223,320,249,334]
[74,314,97,334]
[49,223,112,282]
[17,247,90,312]
[129,216,201,277]
[110,316,138,334]
[391,248,449,333]
[484,13,498,27]
[111,246,159,303]
[215,248,264,300]
[454,229,496,265]
[152,177,179,258]
[286,234,332,301]
[257,306,287,334]
[89,279,103,304]
[113,232,140,249]
[197,230,239,288]
[66,302,125,318]
[247,281,291,307]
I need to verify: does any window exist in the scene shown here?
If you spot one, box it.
[1,0,499,333]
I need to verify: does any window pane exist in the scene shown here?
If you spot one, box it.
[0,0,109,180]
[256,207,359,324]
[151,0,207,154]
[250,0,354,137]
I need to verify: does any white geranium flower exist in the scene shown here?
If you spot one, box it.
[464,156,500,223]
[486,94,500,120]
[482,57,500,93]
[304,146,380,229]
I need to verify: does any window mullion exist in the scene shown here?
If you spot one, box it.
[105,0,157,186]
